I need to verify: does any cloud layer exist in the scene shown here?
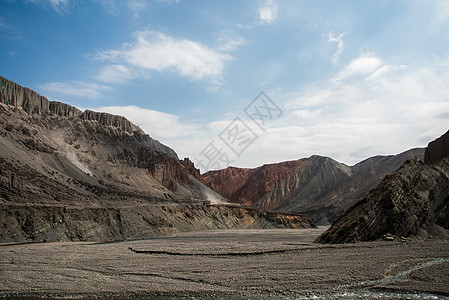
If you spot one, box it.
[38,81,112,99]
[95,30,231,84]
[259,0,278,24]
[96,52,449,172]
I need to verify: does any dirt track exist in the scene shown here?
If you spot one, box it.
[1,227,449,299]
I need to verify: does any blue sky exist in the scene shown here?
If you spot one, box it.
[1,0,449,172]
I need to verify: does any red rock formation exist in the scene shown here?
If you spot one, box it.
[202,150,425,224]
[147,153,191,190]
[202,159,310,207]
[181,158,203,181]
[202,166,255,202]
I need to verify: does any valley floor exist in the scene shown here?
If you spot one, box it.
[1,227,449,299]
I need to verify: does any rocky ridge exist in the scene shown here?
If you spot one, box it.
[202,149,424,224]
[316,131,449,243]
[0,76,315,242]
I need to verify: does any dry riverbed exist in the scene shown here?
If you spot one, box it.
[1,227,449,299]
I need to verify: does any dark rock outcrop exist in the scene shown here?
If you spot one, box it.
[316,131,449,244]
[425,130,449,164]
[202,149,424,224]
[316,157,449,243]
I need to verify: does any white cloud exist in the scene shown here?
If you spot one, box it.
[328,32,345,64]
[89,52,449,171]
[280,54,449,165]
[433,0,449,24]
[259,0,278,24]
[334,54,383,81]
[92,105,210,163]
[127,0,146,18]
[176,54,449,171]
[156,0,179,3]
[94,64,135,83]
[29,0,71,14]
[93,105,198,140]
[216,30,247,51]
[68,51,449,173]
[38,81,112,99]
[95,30,231,85]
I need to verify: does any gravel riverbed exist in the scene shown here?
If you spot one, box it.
[1,227,449,299]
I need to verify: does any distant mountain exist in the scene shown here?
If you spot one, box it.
[0,76,314,242]
[202,149,425,224]
[317,130,449,243]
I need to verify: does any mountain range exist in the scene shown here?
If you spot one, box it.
[1,75,447,244]
[202,148,424,224]
[0,76,314,242]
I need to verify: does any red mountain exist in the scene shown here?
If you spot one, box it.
[202,150,425,224]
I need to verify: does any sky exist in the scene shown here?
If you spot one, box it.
[1,0,449,172]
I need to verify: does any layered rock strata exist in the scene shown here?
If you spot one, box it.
[316,131,449,243]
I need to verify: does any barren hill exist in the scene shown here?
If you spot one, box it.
[0,76,315,242]
[202,149,424,224]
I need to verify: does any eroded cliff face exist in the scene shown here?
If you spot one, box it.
[202,150,424,224]
[0,76,49,114]
[49,101,82,118]
[1,76,150,137]
[81,110,145,135]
